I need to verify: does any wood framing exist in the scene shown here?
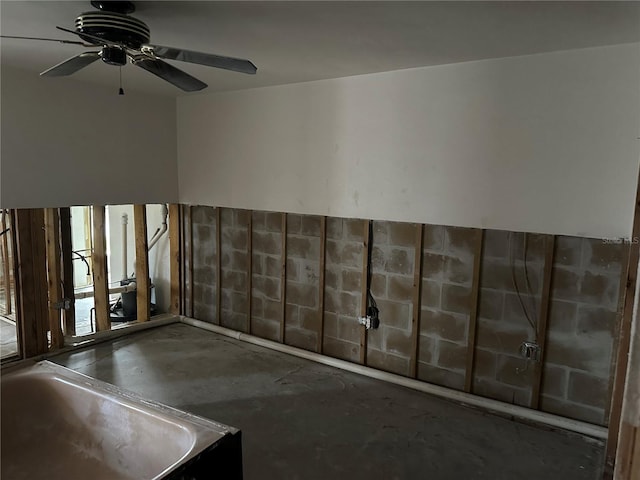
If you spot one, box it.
[168,204,181,315]
[530,234,556,409]
[215,207,222,325]
[606,167,640,475]
[59,207,75,336]
[464,229,485,392]
[317,216,327,353]
[14,209,48,357]
[134,204,150,322]
[1,210,11,315]
[359,219,370,365]
[44,208,63,349]
[280,213,287,343]
[410,223,424,378]
[247,211,253,334]
[92,206,110,332]
[179,205,186,315]
[188,206,194,317]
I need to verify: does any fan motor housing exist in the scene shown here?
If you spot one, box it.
[75,11,150,49]
[101,46,127,66]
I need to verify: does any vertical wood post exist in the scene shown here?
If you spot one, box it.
[1,210,11,315]
[247,211,253,334]
[168,204,181,315]
[280,213,287,343]
[464,229,484,392]
[134,204,150,322]
[216,207,222,324]
[530,234,555,409]
[410,223,424,378]
[359,220,370,365]
[92,206,110,332]
[59,207,75,336]
[14,209,49,356]
[44,208,63,349]
[317,216,327,353]
[188,206,194,317]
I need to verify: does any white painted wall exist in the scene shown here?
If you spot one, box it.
[178,43,640,239]
[0,67,178,208]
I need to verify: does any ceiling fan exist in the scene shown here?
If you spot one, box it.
[0,0,257,92]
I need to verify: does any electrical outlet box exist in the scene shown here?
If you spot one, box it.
[520,341,541,361]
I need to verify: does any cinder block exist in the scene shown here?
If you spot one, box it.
[342,270,362,292]
[372,221,389,245]
[550,267,581,302]
[263,299,282,321]
[583,238,627,272]
[385,248,414,275]
[567,370,609,409]
[367,348,410,376]
[234,209,251,226]
[371,246,385,270]
[222,312,247,332]
[253,275,281,301]
[220,208,233,226]
[417,363,465,390]
[323,312,338,338]
[325,268,339,290]
[576,305,618,336]
[445,227,476,255]
[286,258,299,282]
[545,336,613,377]
[388,275,413,302]
[285,326,317,352]
[482,230,509,258]
[510,233,546,263]
[265,212,283,233]
[251,211,266,230]
[192,206,214,225]
[345,219,365,241]
[232,251,248,272]
[326,218,343,240]
[265,255,282,278]
[443,256,473,285]
[286,302,300,326]
[288,235,320,259]
[503,292,539,328]
[581,271,619,310]
[286,214,302,234]
[423,224,444,252]
[251,295,264,318]
[300,261,320,284]
[286,282,317,308]
[220,289,232,310]
[194,266,214,286]
[230,229,248,250]
[251,318,280,342]
[417,334,435,364]
[480,259,517,292]
[327,241,362,268]
[370,274,386,298]
[555,236,583,266]
[220,252,231,269]
[476,320,529,354]
[231,292,248,315]
[541,364,568,399]
[422,253,445,281]
[473,348,497,378]
[421,280,441,309]
[437,340,467,371]
[547,300,578,333]
[472,376,529,406]
[337,315,361,343]
[376,299,410,330]
[253,231,281,256]
[195,224,212,242]
[325,290,360,316]
[299,307,319,331]
[367,327,384,351]
[389,222,417,248]
[323,337,359,363]
[478,288,504,321]
[420,309,467,343]
[441,284,471,315]
[301,215,322,236]
[385,327,412,357]
[252,254,264,275]
[495,354,533,388]
[539,395,605,426]
[222,270,248,293]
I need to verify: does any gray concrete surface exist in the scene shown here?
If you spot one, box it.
[52,323,604,480]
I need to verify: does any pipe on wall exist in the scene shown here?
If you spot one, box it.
[180,315,608,441]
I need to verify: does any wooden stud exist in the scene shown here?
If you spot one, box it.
[606,177,640,474]
[464,229,485,392]
[215,207,222,325]
[59,207,75,336]
[134,204,150,322]
[410,223,424,378]
[247,211,253,334]
[530,234,555,409]
[179,205,186,315]
[280,213,287,343]
[317,216,327,354]
[9,211,23,355]
[44,208,64,349]
[1,210,11,315]
[188,206,194,317]
[14,209,49,356]
[168,204,181,315]
[359,220,370,365]
[91,206,110,332]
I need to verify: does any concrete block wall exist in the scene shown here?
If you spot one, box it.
[541,237,627,426]
[219,209,250,332]
[251,211,284,341]
[323,217,365,363]
[366,221,417,376]
[473,231,546,407]
[419,225,478,390]
[188,205,628,426]
[191,206,218,323]
[285,214,322,352]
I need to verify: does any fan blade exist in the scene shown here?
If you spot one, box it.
[0,35,93,47]
[134,58,207,92]
[56,26,120,47]
[145,44,257,75]
[40,52,101,77]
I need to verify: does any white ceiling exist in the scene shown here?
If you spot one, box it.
[1,1,639,97]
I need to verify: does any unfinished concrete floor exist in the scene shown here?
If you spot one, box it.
[52,323,604,480]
